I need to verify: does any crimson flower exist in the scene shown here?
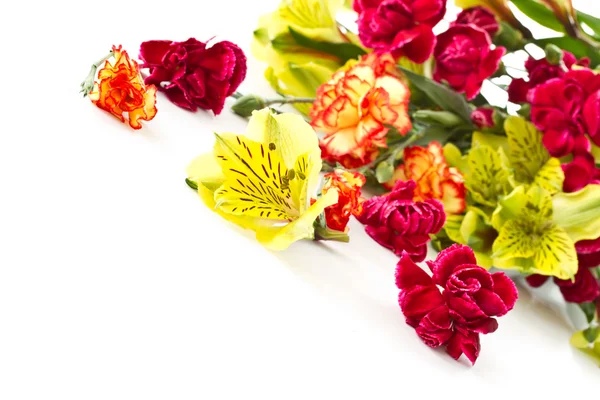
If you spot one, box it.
[357,180,445,261]
[139,38,247,115]
[562,151,600,193]
[529,69,600,158]
[396,244,517,364]
[433,24,505,100]
[508,51,589,104]
[353,0,446,63]
[453,6,499,37]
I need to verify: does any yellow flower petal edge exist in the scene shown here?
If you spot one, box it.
[186,109,328,250]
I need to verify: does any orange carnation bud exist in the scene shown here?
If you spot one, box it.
[385,142,466,215]
[88,46,157,130]
[321,170,367,233]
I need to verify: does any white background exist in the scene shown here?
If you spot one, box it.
[1,0,599,398]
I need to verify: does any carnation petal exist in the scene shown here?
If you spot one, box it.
[491,273,518,312]
[473,288,509,317]
[399,285,445,322]
[398,24,436,64]
[430,244,477,286]
[395,252,434,289]
[446,331,480,364]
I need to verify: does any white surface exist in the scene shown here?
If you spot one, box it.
[1,1,599,399]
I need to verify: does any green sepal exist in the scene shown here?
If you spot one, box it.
[375,161,395,183]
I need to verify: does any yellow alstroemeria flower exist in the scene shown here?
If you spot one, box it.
[252,0,347,113]
[186,109,338,250]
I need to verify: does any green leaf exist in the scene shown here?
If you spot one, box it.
[577,10,600,39]
[398,67,473,122]
[510,0,565,33]
[185,178,199,190]
[553,184,600,242]
[288,27,366,64]
[579,303,597,324]
[375,161,394,183]
[535,36,600,67]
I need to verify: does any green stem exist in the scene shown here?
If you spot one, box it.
[231,91,244,99]
[79,50,114,97]
[264,97,315,106]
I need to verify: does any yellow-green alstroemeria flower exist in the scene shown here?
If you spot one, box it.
[186,109,338,250]
[491,185,577,280]
[252,0,346,114]
[464,116,564,209]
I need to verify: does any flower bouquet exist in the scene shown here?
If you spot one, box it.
[80,0,600,365]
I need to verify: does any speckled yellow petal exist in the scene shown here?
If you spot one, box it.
[255,189,339,250]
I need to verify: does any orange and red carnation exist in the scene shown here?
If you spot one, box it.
[311,53,412,169]
[321,170,367,232]
[385,142,466,215]
[89,45,157,130]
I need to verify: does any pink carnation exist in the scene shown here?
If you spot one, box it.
[396,244,518,364]
[357,180,445,261]
[354,0,446,63]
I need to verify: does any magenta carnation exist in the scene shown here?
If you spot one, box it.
[396,244,518,364]
[508,51,589,104]
[433,24,505,100]
[353,0,446,63]
[139,38,247,115]
[529,69,600,158]
[357,180,445,261]
[453,6,499,37]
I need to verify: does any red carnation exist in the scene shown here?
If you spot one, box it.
[562,151,600,193]
[357,180,445,261]
[453,6,499,37]
[139,38,247,115]
[433,24,505,100]
[396,244,517,364]
[353,0,446,63]
[529,69,600,158]
[508,51,589,104]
